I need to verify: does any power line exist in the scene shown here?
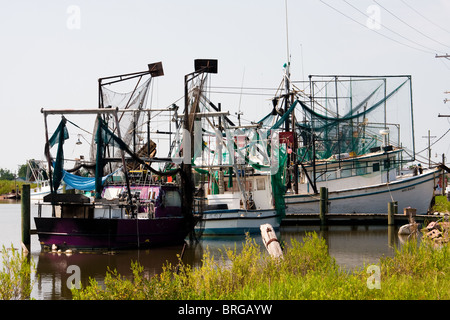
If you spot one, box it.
[373,0,450,51]
[437,57,450,71]
[416,127,450,155]
[342,0,440,54]
[400,0,450,36]
[319,0,435,55]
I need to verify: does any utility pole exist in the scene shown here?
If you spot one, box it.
[436,55,450,103]
[422,130,436,168]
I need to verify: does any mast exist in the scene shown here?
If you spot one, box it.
[42,111,56,217]
[309,75,318,194]
[284,0,291,132]
[95,63,164,198]
[284,0,299,193]
[182,59,218,234]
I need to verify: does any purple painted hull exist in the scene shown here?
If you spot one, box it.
[34,217,189,250]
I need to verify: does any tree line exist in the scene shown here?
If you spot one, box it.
[0,164,28,181]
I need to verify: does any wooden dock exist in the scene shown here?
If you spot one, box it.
[281,213,444,226]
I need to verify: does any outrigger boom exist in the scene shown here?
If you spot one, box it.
[41,107,174,115]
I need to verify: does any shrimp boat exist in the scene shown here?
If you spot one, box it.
[260,73,440,216]
[194,171,284,236]
[34,63,193,250]
[173,60,286,236]
[27,160,63,200]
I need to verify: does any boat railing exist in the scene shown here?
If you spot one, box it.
[35,200,152,220]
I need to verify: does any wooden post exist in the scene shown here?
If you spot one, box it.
[260,224,283,259]
[21,184,30,253]
[319,187,328,226]
[404,207,416,224]
[388,201,397,225]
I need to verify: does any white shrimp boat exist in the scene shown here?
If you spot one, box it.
[284,148,438,214]
[195,173,282,236]
[279,75,439,216]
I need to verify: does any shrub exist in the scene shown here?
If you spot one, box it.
[0,245,36,300]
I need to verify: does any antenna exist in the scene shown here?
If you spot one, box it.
[283,0,291,131]
[285,0,290,67]
[300,44,305,83]
[237,67,245,125]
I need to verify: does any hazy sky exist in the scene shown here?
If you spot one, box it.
[1,0,450,173]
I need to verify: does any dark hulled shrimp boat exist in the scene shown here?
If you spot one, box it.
[34,63,194,250]
[34,184,188,250]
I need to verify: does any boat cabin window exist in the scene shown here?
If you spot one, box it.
[315,173,323,182]
[163,191,181,207]
[150,191,157,200]
[326,171,336,181]
[356,162,367,175]
[315,171,336,182]
[256,178,265,190]
[382,157,399,171]
[340,167,352,178]
[373,162,380,172]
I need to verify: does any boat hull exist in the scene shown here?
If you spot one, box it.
[34,216,189,250]
[284,169,437,215]
[31,186,62,201]
[195,209,280,236]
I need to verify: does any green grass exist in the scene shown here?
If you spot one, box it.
[72,233,450,300]
[432,195,450,213]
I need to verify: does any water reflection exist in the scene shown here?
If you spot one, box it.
[32,245,186,300]
[32,236,259,300]
[31,224,409,300]
[281,225,400,270]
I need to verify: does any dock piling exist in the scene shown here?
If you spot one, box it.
[21,184,31,253]
[404,207,416,224]
[388,201,397,225]
[260,224,283,259]
[319,187,328,226]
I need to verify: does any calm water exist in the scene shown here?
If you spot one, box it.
[0,201,408,300]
